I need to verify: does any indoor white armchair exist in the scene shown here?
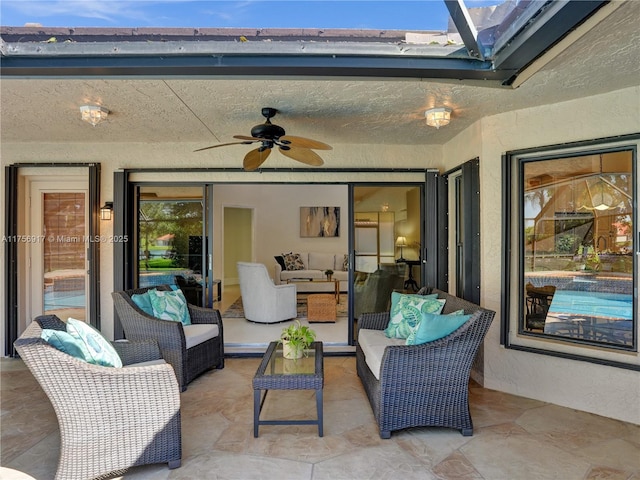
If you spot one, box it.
[237,262,298,323]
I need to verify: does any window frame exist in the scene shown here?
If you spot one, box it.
[501,134,639,371]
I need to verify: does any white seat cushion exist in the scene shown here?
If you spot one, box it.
[308,252,336,271]
[183,324,219,350]
[280,270,324,281]
[124,359,167,368]
[358,328,405,380]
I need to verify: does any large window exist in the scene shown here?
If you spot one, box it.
[503,137,638,366]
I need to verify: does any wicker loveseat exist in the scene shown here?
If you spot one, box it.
[356,288,495,438]
[14,315,182,480]
[112,285,224,391]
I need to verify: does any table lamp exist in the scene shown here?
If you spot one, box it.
[395,236,407,261]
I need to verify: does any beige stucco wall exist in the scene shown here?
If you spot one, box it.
[443,85,640,425]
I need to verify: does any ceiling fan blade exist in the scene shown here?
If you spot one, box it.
[243,147,272,171]
[233,135,262,141]
[280,135,332,150]
[194,141,253,152]
[279,146,324,166]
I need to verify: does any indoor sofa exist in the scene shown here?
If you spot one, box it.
[274,252,349,293]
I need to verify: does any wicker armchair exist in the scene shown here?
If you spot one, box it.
[356,288,495,438]
[14,315,181,480]
[112,285,224,391]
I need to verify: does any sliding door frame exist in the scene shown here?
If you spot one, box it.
[117,167,439,347]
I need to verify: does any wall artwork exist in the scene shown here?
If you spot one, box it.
[300,207,340,237]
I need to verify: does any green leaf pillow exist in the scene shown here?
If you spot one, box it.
[66,318,123,368]
[405,311,472,345]
[148,289,192,325]
[389,291,438,315]
[384,292,445,339]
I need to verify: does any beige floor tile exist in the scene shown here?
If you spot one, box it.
[3,355,639,480]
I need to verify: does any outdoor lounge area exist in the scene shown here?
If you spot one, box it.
[1,2,639,477]
[3,355,639,480]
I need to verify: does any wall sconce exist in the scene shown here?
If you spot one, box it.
[100,202,113,220]
[396,236,407,260]
[425,107,451,129]
[80,105,109,126]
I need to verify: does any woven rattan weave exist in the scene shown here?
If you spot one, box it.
[14,315,182,480]
[112,285,224,391]
[356,288,495,439]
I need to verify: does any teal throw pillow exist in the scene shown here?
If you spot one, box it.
[131,292,154,315]
[66,318,123,368]
[384,292,445,339]
[388,291,438,316]
[41,329,87,361]
[148,289,192,325]
[406,311,472,345]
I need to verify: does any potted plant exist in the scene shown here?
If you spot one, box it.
[324,269,334,281]
[280,320,316,359]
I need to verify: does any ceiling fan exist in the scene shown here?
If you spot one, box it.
[194,107,332,171]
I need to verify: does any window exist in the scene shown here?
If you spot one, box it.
[503,137,638,366]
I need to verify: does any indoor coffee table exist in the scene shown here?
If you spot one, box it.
[253,341,324,437]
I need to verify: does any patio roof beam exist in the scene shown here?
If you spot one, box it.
[0,54,510,82]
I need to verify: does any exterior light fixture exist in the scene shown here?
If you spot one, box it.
[100,202,113,220]
[396,236,407,260]
[425,107,451,129]
[580,155,614,211]
[80,105,109,126]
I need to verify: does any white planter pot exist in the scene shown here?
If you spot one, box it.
[282,340,303,360]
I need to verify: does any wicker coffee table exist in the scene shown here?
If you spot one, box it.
[307,294,337,323]
[253,341,324,437]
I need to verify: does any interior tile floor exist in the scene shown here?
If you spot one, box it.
[2,354,639,480]
[220,284,353,355]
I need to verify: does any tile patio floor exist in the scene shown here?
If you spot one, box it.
[2,355,639,480]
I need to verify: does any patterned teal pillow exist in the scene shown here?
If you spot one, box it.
[66,318,123,368]
[131,292,154,315]
[405,311,472,345]
[384,292,446,339]
[388,291,438,316]
[148,289,192,325]
[41,329,87,360]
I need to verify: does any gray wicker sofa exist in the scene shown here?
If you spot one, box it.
[14,315,182,480]
[356,288,495,439]
[112,285,224,391]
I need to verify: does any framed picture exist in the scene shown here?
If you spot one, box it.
[300,207,340,237]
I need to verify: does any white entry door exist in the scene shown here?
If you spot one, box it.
[27,176,89,322]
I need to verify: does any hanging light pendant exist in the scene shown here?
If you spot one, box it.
[581,155,613,211]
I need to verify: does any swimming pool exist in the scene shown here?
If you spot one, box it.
[548,290,632,320]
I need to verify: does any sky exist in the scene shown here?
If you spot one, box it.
[0,0,503,31]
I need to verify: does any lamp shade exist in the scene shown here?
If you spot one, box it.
[395,236,407,247]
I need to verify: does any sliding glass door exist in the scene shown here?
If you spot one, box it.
[351,185,423,324]
[135,185,213,306]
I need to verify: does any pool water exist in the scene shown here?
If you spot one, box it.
[549,290,632,320]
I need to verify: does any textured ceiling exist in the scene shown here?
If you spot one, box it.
[1,1,638,149]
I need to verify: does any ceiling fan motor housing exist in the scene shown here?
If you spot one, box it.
[250,122,286,139]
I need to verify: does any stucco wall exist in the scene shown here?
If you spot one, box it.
[443,86,640,425]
